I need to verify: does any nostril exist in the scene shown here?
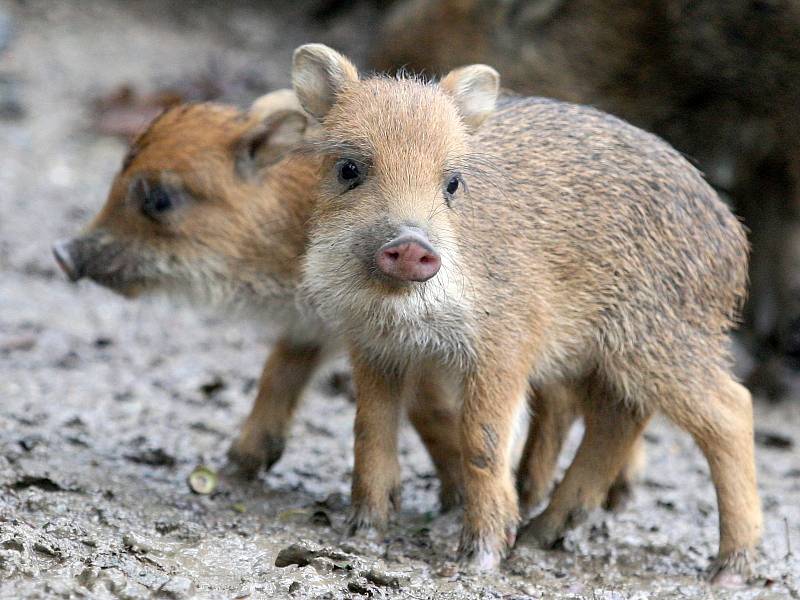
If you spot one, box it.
[385,249,400,261]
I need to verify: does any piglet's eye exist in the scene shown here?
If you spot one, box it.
[340,161,359,180]
[446,176,459,195]
[142,184,174,220]
[336,159,363,190]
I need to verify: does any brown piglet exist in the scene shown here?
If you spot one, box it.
[292,44,761,582]
[53,90,330,478]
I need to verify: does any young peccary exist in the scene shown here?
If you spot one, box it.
[292,44,761,581]
[52,90,330,478]
[51,90,630,513]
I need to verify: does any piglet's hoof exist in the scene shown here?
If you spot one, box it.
[516,514,565,549]
[462,545,502,571]
[223,448,261,480]
[347,484,400,536]
[518,505,591,549]
[603,479,634,512]
[708,550,754,587]
[346,507,388,538]
[457,526,516,571]
[225,434,286,479]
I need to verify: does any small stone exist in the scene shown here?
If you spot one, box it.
[308,557,335,574]
[122,532,154,554]
[364,567,410,588]
[156,576,195,599]
[32,541,59,557]
[77,566,101,590]
[347,577,371,595]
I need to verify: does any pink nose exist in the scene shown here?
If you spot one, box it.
[376,234,441,282]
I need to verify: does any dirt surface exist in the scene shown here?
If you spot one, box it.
[0,1,798,598]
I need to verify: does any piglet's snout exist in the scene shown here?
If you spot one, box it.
[52,239,83,282]
[375,229,441,282]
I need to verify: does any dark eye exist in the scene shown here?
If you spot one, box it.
[142,185,173,219]
[446,176,459,195]
[337,159,362,188]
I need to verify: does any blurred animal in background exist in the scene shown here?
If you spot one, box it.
[56,89,330,478]
[374,0,800,399]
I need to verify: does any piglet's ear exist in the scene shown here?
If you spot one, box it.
[440,64,500,132]
[292,43,359,121]
[249,88,304,120]
[234,109,308,179]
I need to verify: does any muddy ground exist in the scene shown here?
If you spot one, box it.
[0,1,798,598]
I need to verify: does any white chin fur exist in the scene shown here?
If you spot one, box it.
[300,240,476,369]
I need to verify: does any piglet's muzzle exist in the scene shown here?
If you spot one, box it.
[375,227,441,282]
[52,239,83,282]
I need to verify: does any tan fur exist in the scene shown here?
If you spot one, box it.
[292,44,762,578]
[227,340,322,475]
[406,365,465,510]
[249,88,304,120]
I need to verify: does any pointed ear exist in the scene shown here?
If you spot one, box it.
[249,88,303,120]
[234,109,308,179]
[440,65,500,132]
[292,43,359,120]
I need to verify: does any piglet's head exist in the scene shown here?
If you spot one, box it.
[292,43,499,294]
[53,90,310,305]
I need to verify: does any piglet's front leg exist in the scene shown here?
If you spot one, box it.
[347,350,403,534]
[458,355,530,570]
[227,339,321,477]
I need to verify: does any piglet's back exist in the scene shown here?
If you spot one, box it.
[467,95,749,336]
